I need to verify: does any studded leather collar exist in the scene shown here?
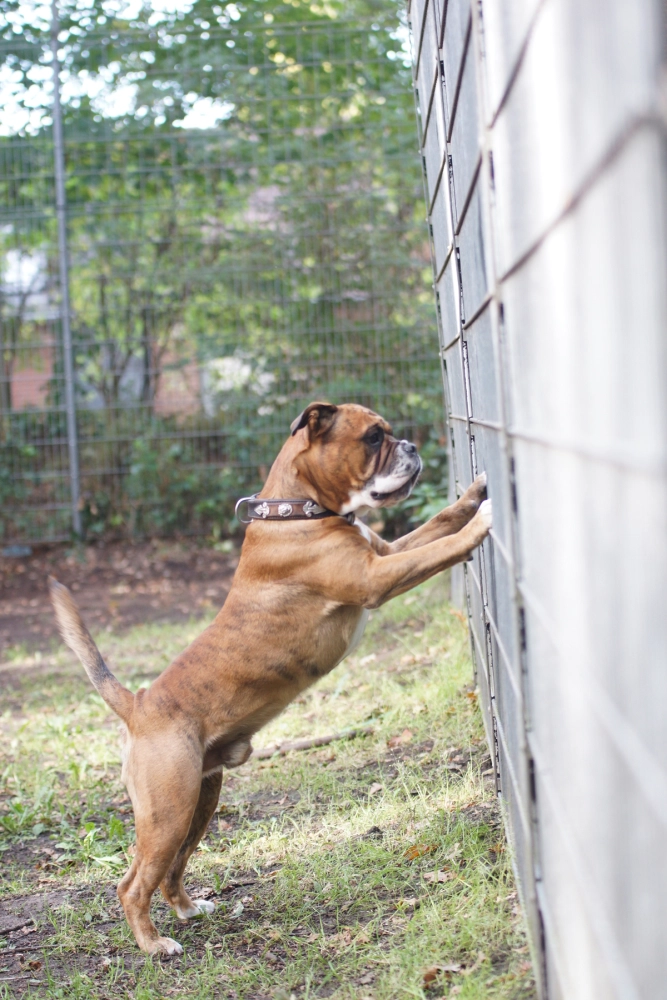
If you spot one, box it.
[235,494,354,524]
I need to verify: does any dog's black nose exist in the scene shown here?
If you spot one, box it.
[402,440,417,454]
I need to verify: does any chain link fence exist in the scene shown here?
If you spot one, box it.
[411,0,667,996]
[0,0,442,544]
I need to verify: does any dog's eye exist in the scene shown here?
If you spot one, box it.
[365,428,384,448]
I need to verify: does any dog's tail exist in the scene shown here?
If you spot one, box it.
[49,576,134,724]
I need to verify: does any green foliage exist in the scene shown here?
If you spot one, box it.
[124,434,256,538]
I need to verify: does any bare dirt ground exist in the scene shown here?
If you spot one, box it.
[0,541,238,656]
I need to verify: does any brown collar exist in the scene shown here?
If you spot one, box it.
[235,494,354,524]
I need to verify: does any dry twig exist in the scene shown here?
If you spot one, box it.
[251,725,374,760]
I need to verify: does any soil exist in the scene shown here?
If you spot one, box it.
[0,540,238,656]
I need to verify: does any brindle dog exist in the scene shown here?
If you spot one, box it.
[51,402,491,954]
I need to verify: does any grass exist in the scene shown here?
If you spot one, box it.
[0,577,536,999]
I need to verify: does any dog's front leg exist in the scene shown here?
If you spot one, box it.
[387,473,488,553]
[335,499,491,608]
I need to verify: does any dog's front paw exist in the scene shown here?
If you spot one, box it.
[463,472,487,507]
[478,498,492,531]
[465,499,492,554]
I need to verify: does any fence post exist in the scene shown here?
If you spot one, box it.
[50,0,81,537]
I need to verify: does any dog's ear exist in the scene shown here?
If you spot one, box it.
[290,402,338,438]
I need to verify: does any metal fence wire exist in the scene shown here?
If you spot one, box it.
[411,0,667,997]
[0,1,441,544]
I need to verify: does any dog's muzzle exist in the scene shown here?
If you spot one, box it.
[368,440,422,502]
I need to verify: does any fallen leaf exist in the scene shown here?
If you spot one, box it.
[229,900,244,918]
[423,965,440,985]
[368,782,383,796]
[326,928,353,950]
[424,869,452,883]
[27,960,42,971]
[404,843,436,860]
[387,728,413,748]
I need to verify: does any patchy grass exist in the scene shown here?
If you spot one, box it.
[0,578,536,999]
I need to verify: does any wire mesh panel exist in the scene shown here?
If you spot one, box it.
[0,1,439,542]
[0,128,75,541]
[411,0,667,997]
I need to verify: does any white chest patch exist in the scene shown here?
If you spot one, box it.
[354,518,373,543]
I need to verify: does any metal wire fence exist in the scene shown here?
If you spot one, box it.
[411,0,667,996]
[0,1,441,544]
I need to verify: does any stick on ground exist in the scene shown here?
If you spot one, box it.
[251,724,374,760]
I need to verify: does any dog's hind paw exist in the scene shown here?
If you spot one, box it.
[192,898,215,915]
[175,897,215,919]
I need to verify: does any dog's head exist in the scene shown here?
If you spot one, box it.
[289,402,422,514]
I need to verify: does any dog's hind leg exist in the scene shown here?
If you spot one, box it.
[160,770,223,919]
[117,741,201,955]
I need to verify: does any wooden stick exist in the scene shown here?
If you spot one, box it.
[251,724,374,760]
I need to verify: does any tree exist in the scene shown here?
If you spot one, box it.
[0,0,440,538]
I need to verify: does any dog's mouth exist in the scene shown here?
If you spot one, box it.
[369,462,422,505]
